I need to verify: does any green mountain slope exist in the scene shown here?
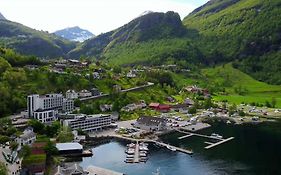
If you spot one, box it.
[201,64,281,107]
[0,19,76,58]
[183,0,281,84]
[68,11,201,65]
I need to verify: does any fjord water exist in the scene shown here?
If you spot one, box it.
[79,121,281,175]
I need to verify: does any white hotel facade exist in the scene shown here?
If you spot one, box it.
[27,94,74,123]
[63,114,112,132]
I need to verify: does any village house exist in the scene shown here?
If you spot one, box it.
[126,70,137,78]
[184,85,210,97]
[134,116,167,131]
[113,84,122,93]
[56,163,88,175]
[171,103,190,112]
[184,98,194,106]
[99,104,113,112]
[149,103,170,112]
[90,88,101,96]
[92,72,101,79]
[78,90,92,98]
[121,101,147,112]
[66,90,78,99]
[16,127,36,148]
[166,96,176,103]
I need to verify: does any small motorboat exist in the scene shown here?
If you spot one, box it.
[166,145,176,151]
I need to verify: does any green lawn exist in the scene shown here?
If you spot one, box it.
[22,154,46,165]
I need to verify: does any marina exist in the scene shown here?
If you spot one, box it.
[79,121,281,175]
[125,142,149,163]
[111,134,193,155]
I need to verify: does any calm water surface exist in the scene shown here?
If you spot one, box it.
[79,121,281,175]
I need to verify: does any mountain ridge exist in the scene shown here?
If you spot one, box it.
[68,11,189,59]
[0,19,76,58]
[54,26,94,42]
[0,12,6,20]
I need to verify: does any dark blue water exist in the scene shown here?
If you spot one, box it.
[79,121,281,175]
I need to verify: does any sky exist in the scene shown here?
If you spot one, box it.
[0,0,208,35]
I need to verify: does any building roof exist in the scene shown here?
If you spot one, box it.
[59,163,87,175]
[56,143,83,151]
[157,104,170,110]
[136,116,166,126]
[171,103,189,109]
[21,130,36,140]
[149,103,160,108]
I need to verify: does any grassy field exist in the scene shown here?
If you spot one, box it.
[202,64,281,107]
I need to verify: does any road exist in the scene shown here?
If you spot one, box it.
[80,82,154,101]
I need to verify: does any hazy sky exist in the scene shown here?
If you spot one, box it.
[0,0,208,35]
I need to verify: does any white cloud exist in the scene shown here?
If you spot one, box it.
[0,0,206,35]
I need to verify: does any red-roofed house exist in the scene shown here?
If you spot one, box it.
[157,104,171,112]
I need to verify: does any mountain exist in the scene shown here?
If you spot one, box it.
[183,0,281,84]
[68,11,200,65]
[54,26,94,42]
[0,12,6,20]
[0,19,76,58]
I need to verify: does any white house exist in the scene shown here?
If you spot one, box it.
[93,72,101,79]
[78,90,92,98]
[126,71,136,78]
[16,127,36,147]
[66,90,78,99]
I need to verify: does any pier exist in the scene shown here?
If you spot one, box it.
[112,135,193,155]
[177,130,224,141]
[176,130,234,150]
[178,133,194,140]
[204,137,235,149]
[151,141,193,154]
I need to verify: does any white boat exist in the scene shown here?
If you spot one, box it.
[166,145,176,151]
[139,146,149,151]
[126,154,134,158]
[211,133,223,139]
[127,143,136,148]
[126,148,135,154]
[140,153,147,157]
